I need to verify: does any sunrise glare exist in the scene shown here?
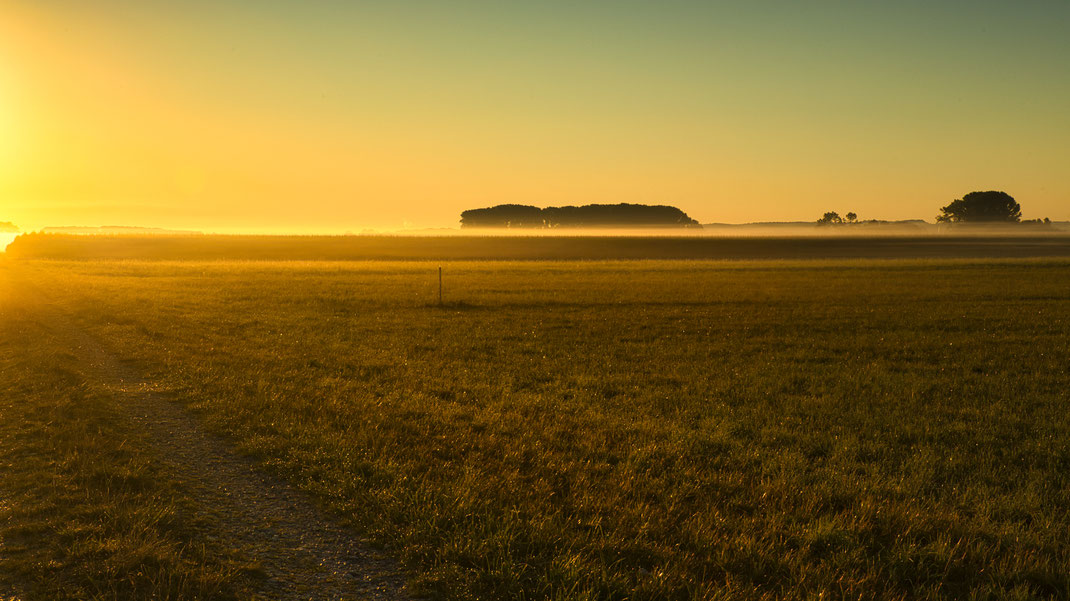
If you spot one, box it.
[2,1,1068,232]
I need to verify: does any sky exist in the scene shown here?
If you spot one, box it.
[1,0,1068,232]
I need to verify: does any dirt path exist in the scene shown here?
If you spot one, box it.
[21,276,413,600]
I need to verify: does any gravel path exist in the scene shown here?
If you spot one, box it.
[26,283,414,600]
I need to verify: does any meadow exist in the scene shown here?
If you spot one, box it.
[7,232,1070,261]
[2,252,1069,599]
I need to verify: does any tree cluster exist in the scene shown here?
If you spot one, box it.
[937,191,1022,223]
[814,191,1051,227]
[460,203,701,228]
[816,211,858,225]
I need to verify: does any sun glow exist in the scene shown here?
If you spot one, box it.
[0,60,17,171]
[0,2,1068,232]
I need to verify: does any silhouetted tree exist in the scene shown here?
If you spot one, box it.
[1021,217,1053,226]
[845,212,857,223]
[937,191,1021,223]
[460,203,700,228]
[816,211,843,225]
[543,204,699,227]
[460,205,545,228]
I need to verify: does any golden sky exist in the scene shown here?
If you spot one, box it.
[1,1,1068,232]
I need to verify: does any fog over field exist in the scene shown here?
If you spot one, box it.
[0,233,19,251]
[8,219,1068,243]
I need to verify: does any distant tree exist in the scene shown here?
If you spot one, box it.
[816,211,843,225]
[543,203,699,227]
[1021,217,1053,226]
[460,203,700,228]
[460,204,545,228]
[0,221,18,233]
[845,212,857,223]
[937,191,1021,223]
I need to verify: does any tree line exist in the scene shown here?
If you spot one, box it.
[460,203,701,228]
[817,191,1051,225]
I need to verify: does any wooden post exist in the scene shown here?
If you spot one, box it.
[438,266,443,306]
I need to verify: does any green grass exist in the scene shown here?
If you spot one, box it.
[4,257,1070,599]
[0,278,253,600]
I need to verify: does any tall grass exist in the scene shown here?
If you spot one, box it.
[7,258,1070,599]
[0,278,253,600]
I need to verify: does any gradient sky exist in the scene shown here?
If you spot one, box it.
[1,1,1068,232]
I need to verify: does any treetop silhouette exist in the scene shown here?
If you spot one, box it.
[460,203,701,228]
[937,191,1021,223]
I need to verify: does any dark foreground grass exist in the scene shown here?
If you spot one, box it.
[5,258,1070,600]
[8,232,1070,261]
[0,282,252,599]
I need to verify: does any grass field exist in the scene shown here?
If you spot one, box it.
[0,269,254,600]
[7,232,1070,261]
[3,254,1070,599]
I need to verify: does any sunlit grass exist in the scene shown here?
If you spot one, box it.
[0,283,253,600]
[5,257,1070,599]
